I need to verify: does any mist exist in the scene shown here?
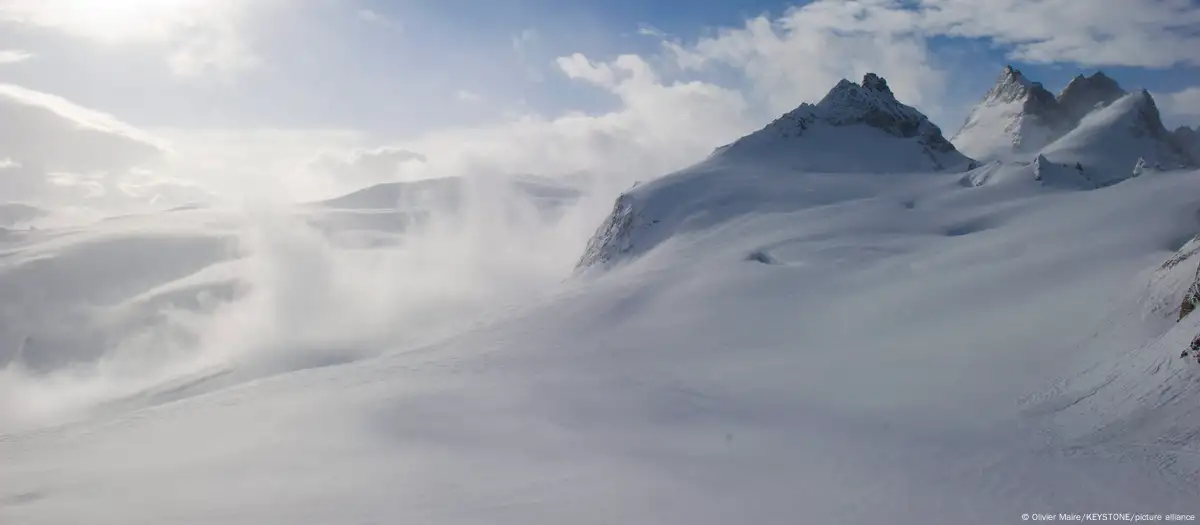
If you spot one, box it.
[0,165,634,431]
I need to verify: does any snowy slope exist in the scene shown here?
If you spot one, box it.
[0,202,47,228]
[312,174,580,211]
[713,73,971,173]
[953,67,1195,189]
[1039,90,1195,186]
[951,66,1068,162]
[577,75,974,269]
[6,72,1200,523]
[4,163,1200,524]
[0,175,597,428]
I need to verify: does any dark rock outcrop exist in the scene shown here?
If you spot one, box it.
[1057,72,1127,125]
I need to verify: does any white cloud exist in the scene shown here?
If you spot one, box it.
[915,0,1200,68]
[0,0,259,77]
[512,28,544,83]
[0,49,30,64]
[358,53,752,192]
[456,90,482,104]
[0,83,167,170]
[357,8,401,32]
[0,83,193,207]
[663,2,945,118]
[651,0,1200,125]
[1156,87,1200,128]
[308,146,426,187]
[166,20,255,78]
[151,127,367,203]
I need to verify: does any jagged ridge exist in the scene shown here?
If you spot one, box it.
[713,73,970,173]
[578,73,972,270]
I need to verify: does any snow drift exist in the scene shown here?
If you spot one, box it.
[4,68,1200,525]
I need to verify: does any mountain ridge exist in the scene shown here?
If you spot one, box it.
[711,73,971,173]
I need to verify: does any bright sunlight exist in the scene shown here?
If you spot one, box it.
[1,0,202,42]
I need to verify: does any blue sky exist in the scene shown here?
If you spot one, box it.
[0,0,1198,203]
[2,0,1198,136]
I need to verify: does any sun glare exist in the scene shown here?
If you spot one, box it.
[54,0,201,42]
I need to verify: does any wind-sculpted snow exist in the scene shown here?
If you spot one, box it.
[7,72,1200,524]
[6,161,1200,523]
[579,74,976,270]
[952,66,1197,182]
[1039,90,1195,186]
[0,174,604,430]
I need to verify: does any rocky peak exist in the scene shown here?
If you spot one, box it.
[1128,89,1172,141]
[861,73,893,97]
[1057,71,1127,124]
[984,65,1053,105]
[952,66,1068,161]
[733,73,960,160]
[1175,126,1200,156]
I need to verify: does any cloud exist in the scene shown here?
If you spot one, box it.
[662,1,946,118]
[0,49,30,64]
[151,127,366,203]
[350,53,752,194]
[456,90,483,104]
[914,0,1200,68]
[357,8,401,32]
[650,0,1200,125]
[512,28,544,83]
[0,0,258,77]
[308,146,427,187]
[1156,87,1200,128]
[0,83,198,207]
[0,83,167,171]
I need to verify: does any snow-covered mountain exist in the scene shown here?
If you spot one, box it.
[713,73,971,173]
[1176,125,1200,162]
[311,174,581,211]
[1056,71,1127,125]
[1039,90,1195,186]
[8,70,1200,524]
[951,66,1068,162]
[952,66,1196,188]
[578,74,972,269]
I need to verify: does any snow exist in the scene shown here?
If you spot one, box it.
[1056,72,1127,125]
[5,168,1200,524]
[5,75,1200,524]
[714,74,971,173]
[1040,90,1192,186]
[951,66,1065,162]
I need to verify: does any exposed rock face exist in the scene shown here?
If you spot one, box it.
[1155,235,1200,321]
[952,66,1070,161]
[1180,252,1200,321]
[712,73,970,172]
[1032,89,1195,187]
[809,74,955,150]
[1175,126,1200,165]
[1057,72,1127,125]
[576,194,645,270]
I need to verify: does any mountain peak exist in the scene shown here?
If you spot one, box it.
[1057,71,1127,124]
[710,73,970,173]
[952,66,1066,161]
[861,73,893,97]
[983,65,1048,105]
[1174,126,1200,164]
[1036,89,1195,185]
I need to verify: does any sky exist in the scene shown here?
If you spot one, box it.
[0,0,1198,208]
